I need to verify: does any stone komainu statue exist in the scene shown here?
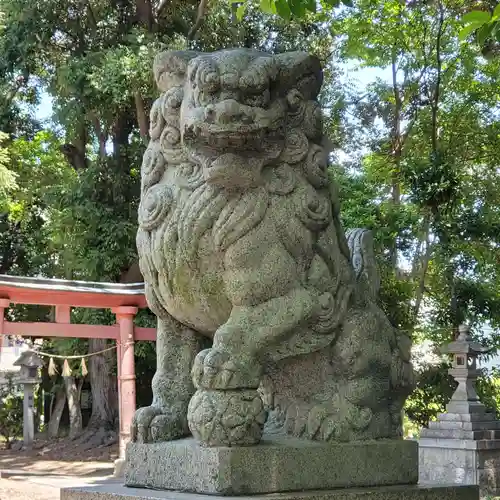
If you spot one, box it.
[133,49,415,447]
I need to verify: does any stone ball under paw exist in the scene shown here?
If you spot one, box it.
[188,388,267,446]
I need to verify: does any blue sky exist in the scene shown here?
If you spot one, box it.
[34,62,393,121]
[36,92,53,121]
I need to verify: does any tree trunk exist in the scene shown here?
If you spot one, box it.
[87,338,118,430]
[135,0,154,30]
[90,113,108,159]
[112,111,134,162]
[389,51,402,270]
[64,376,83,439]
[48,387,66,439]
[413,214,432,322]
[134,91,149,143]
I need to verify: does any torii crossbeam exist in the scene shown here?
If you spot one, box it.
[0,274,156,474]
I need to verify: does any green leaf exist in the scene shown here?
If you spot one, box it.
[458,23,482,41]
[476,22,494,45]
[260,0,275,14]
[493,4,500,20]
[461,10,491,26]
[323,0,340,7]
[341,0,353,6]
[289,0,306,17]
[275,0,291,19]
[236,3,246,20]
[305,0,316,12]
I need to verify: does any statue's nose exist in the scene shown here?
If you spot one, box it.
[205,100,251,125]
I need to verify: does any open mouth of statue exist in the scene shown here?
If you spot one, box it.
[183,124,267,150]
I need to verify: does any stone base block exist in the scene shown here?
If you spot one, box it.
[114,458,126,478]
[125,437,418,495]
[419,437,500,497]
[61,483,479,500]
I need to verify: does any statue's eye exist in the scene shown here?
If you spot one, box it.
[244,89,270,108]
[245,95,264,107]
[197,63,219,92]
[240,71,268,93]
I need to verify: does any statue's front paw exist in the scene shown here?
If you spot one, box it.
[188,389,267,446]
[131,405,189,443]
[295,399,372,442]
[192,348,262,390]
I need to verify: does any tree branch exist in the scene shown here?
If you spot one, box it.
[413,212,432,321]
[156,0,169,17]
[134,91,149,143]
[188,0,208,41]
[90,113,107,159]
[431,0,444,154]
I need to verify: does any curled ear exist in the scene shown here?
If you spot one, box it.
[153,50,200,92]
[346,228,380,300]
[273,52,323,100]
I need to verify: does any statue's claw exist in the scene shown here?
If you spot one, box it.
[131,405,189,443]
[192,348,262,390]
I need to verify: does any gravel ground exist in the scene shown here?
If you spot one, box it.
[0,478,59,500]
[0,437,117,500]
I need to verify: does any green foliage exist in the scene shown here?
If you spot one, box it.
[0,130,72,276]
[459,7,499,44]
[0,131,16,210]
[403,412,421,439]
[47,156,140,281]
[477,367,500,416]
[235,0,353,21]
[404,363,456,428]
[2,0,500,431]
[0,375,23,448]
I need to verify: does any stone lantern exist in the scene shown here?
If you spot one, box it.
[13,350,43,450]
[419,324,500,496]
[443,324,491,415]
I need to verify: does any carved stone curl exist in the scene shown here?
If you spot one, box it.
[188,389,267,447]
[133,48,415,449]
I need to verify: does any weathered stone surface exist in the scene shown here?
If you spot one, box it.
[477,467,500,493]
[420,436,500,450]
[132,46,415,449]
[428,419,500,431]
[61,483,479,500]
[421,428,500,439]
[419,440,500,497]
[125,437,417,494]
[419,329,500,500]
[187,389,267,446]
[438,411,496,422]
[477,448,500,468]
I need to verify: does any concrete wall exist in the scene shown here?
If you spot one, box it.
[0,337,29,384]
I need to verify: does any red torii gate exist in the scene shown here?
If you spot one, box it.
[0,274,156,471]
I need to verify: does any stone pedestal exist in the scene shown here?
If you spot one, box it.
[22,383,35,450]
[419,325,500,497]
[60,437,479,500]
[420,409,500,496]
[125,438,418,494]
[61,482,478,500]
[420,436,500,495]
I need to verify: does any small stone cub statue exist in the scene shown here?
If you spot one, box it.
[132,48,415,447]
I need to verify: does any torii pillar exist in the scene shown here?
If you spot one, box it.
[0,299,10,358]
[113,306,137,477]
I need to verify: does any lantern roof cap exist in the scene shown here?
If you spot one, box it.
[441,324,491,356]
[13,350,44,368]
